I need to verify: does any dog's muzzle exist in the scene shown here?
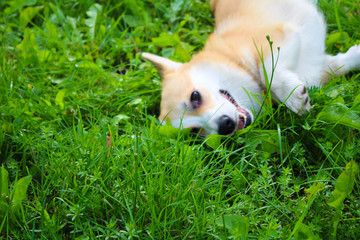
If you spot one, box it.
[219,90,253,135]
[217,110,252,135]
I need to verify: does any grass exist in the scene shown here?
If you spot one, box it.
[0,0,360,239]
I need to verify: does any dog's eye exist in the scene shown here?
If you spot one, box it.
[190,91,201,108]
[190,127,206,137]
[190,128,201,135]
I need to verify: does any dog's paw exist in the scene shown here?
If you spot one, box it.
[343,44,360,70]
[285,85,311,115]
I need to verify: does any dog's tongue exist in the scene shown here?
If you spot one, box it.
[237,117,244,130]
[236,107,246,130]
[219,90,247,131]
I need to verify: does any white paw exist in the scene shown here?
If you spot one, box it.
[284,85,311,115]
[342,44,360,70]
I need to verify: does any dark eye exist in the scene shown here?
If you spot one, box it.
[190,91,201,108]
[190,127,206,138]
[190,128,201,135]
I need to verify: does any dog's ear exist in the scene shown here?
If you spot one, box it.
[142,53,182,79]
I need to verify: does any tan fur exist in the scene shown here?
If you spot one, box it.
[159,70,193,120]
[159,64,217,120]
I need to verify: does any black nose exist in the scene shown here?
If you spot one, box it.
[218,115,235,135]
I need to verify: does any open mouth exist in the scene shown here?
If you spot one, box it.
[219,89,251,130]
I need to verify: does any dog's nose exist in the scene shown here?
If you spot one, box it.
[218,115,235,135]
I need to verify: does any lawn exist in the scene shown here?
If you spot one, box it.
[0,0,360,239]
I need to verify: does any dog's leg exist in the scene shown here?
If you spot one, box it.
[322,45,360,84]
[268,69,311,115]
[274,45,360,113]
[261,33,311,115]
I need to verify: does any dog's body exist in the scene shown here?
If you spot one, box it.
[143,0,360,136]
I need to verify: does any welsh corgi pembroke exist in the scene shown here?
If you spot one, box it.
[143,0,360,137]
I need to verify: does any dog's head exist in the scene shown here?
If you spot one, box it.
[143,52,261,137]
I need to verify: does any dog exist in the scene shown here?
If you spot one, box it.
[143,0,360,137]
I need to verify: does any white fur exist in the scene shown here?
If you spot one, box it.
[257,0,326,113]
[325,45,360,74]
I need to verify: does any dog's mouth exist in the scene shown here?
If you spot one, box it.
[219,90,252,131]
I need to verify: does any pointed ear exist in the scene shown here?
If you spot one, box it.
[142,52,182,78]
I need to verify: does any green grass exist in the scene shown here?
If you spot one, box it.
[0,0,360,239]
